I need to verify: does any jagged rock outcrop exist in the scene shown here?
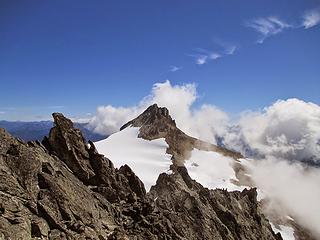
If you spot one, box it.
[0,127,116,239]
[43,112,146,203]
[0,111,292,239]
[148,166,282,240]
[0,113,147,239]
[43,112,95,183]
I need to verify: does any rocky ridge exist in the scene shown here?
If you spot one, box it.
[0,107,292,239]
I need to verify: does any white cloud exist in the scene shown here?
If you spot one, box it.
[190,44,234,65]
[88,105,141,135]
[245,10,320,43]
[89,80,229,143]
[226,98,320,238]
[196,55,208,65]
[228,98,320,163]
[245,16,291,43]
[245,157,320,238]
[187,53,209,65]
[211,38,237,55]
[225,45,236,55]
[169,65,183,72]
[195,52,222,64]
[302,8,320,29]
[209,53,221,60]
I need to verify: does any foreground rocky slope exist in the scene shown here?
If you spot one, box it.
[0,110,285,239]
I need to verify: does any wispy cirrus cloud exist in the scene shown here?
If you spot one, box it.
[302,8,320,29]
[246,8,320,43]
[245,16,292,43]
[189,43,235,65]
[211,37,237,55]
[169,65,183,72]
[225,45,237,55]
[196,55,208,65]
[194,53,221,65]
[209,52,222,59]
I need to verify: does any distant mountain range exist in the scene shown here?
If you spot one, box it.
[0,120,107,142]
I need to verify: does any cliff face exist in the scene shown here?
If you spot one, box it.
[0,111,283,240]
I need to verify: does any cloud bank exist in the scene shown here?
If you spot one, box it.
[245,157,320,238]
[234,98,320,238]
[234,98,320,163]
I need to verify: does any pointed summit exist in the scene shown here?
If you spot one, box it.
[120,104,177,140]
[121,104,175,129]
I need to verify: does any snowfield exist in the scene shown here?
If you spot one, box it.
[95,127,172,191]
[271,223,295,240]
[185,149,244,191]
[95,127,245,192]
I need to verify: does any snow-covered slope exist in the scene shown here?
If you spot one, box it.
[271,223,295,240]
[95,127,172,191]
[95,126,245,191]
[95,126,246,193]
[185,149,244,191]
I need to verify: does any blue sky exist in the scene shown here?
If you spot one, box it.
[0,0,319,121]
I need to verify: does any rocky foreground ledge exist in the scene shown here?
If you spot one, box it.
[0,112,283,240]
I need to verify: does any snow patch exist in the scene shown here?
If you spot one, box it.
[286,216,295,222]
[95,127,172,191]
[185,149,244,191]
[270,223,295,240]
[256,188,265,201]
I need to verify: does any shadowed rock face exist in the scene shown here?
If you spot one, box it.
[44,112,95,183]
[0,111,292,240]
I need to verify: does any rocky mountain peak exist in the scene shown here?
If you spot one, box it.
[42,112,94,183]
[141,103,171,119]
[52,112,74,129]
[120,104,176,139]
[42,113,146,199]
[119,104,243,165]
